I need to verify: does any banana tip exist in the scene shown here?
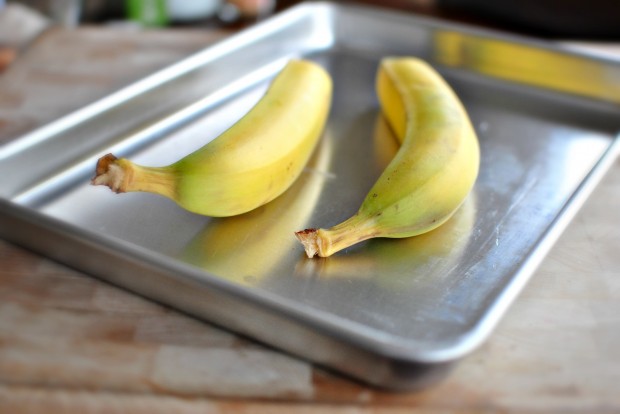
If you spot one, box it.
[295,228,320,258]
[91,153,125,193]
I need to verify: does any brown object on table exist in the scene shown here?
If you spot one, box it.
[0,2,50,73]
[0,47,16,73]
[1,24,619,413]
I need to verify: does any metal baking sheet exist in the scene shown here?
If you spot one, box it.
[1,2,619,389]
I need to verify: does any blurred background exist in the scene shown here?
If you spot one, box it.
[1,0,619,36]
[1,0,619,69]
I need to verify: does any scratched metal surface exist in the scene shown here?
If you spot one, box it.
[1,3,619,388]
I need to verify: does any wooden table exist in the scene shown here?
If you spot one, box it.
[1,22,619,414]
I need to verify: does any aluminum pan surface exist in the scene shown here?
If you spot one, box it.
[1,2,620,375]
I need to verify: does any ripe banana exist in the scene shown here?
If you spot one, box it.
[92,59,332,217]
[296,57,480,258]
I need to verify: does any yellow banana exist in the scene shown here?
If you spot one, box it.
[92,59,332,217]
[296,57,480,258]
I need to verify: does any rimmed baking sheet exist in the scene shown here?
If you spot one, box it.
[1,2,619,389]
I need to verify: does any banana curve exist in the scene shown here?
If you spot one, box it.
[296,57,480,258]
[92,59,332,217]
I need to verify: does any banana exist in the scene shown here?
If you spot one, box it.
[296,57,480,258]
[92,59,332,217]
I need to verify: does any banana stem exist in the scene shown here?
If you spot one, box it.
[92,153,177,200]
[295,214,378,258]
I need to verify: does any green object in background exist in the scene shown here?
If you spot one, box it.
[126,0,168,27]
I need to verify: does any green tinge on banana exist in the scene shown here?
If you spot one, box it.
[92,59,332,217]
[296,57,480,258]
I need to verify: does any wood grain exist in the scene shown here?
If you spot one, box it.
[0,26,619,413]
